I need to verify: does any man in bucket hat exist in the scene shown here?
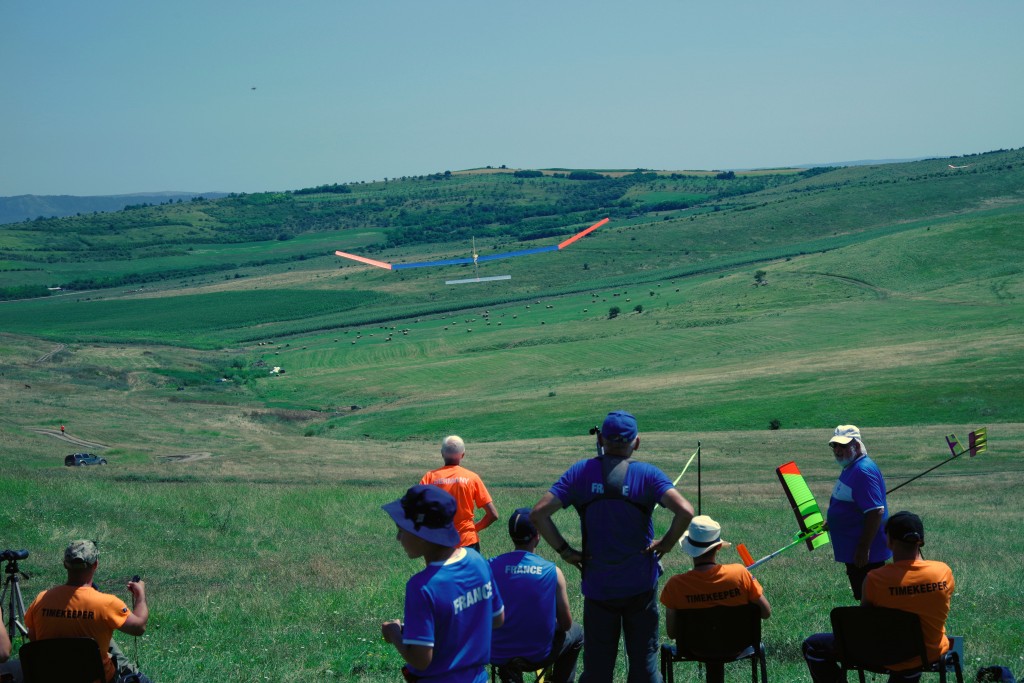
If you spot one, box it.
[381,484,505,682]
[803,511,955,682]
[660,516,771,683]
[531,410,695,683]
[24,539,151,683]
[826,424,891,599]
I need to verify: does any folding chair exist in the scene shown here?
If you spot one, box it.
[490,657,554,683]
[660,603,767,683]
[830,606,964,683]
[19,637,107,683]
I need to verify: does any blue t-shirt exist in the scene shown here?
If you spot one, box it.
[403,548,505,682]
[550,457,674,600]
[488,550,558,665]
[827,455,891,564]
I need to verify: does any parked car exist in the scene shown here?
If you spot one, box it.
[64,453,107,466]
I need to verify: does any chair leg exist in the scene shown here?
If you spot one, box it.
[951,654,963,683]
[660,647,673,683]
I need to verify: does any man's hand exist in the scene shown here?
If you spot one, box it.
[381,620,403,645]
[127,578,146,604]
[560,547,585,572]
[644,538,674,559]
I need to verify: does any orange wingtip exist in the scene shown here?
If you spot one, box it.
[557,217,609,249]
[334,250,393,270]
[737,543,755,567]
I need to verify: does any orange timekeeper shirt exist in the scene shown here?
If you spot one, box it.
[660,563,764,611]
[862,559,954,670]
[25,584,132,683]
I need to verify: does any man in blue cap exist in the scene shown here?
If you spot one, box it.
[382,484,505,683]
[531,410,695,683]
[489,507,584,683]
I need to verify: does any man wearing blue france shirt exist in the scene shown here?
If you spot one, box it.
[382,484,505,683]
[531,410,695,682]
[826,424,891,600]
[489,508,584,683]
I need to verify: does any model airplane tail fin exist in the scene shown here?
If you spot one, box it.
[946,428,987,458]
[968,428,987,457]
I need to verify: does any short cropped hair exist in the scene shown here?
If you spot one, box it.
[441,435,466,459]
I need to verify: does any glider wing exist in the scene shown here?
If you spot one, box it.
[776,461,830,550]
[334,218,608,270]
[333,250,393,270]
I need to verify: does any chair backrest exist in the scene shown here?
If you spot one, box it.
[673,603,762,661]
[19,637,107,683]
[830,606,930,671]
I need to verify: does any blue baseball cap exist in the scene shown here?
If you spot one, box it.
[508,507,538,543]
[601,410,638,443]
[382,484,460,547]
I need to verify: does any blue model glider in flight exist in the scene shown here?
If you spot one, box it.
[334,218,609,271]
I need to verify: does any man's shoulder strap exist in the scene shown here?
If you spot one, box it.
[575,456,652,517]
[601,456,631,498]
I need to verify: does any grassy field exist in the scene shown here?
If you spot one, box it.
[2,427,1021,681]
[1,150,1023,680]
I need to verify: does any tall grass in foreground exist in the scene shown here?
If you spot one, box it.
[2,426,1022,681]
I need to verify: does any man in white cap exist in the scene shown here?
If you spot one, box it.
[660,515,771,683]
[826,425,891,600]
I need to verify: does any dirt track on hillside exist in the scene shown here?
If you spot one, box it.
[157,451,211,463]
[29,428,109,450]
[33,344,67,364]
[30,427,210,463]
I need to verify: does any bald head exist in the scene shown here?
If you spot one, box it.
[441,435,466,463]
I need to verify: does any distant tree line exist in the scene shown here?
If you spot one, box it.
[292,183,353,195]
[0,284,51,301]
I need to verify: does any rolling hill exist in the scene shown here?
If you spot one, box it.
[2,149,1022,682]
[1,148,1021,445]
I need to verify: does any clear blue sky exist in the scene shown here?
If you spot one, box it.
[3,1,1022,196]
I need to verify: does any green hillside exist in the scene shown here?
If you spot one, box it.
[1,150,1022,681]
[2,149,1022,442]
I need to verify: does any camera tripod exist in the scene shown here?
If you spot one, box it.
[1,551,30,645]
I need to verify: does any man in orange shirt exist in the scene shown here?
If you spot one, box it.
[0,607,10,662]
[803,511,955,682]
[420,435,499,553]
[660,516,771,683]
[25,540,150,683]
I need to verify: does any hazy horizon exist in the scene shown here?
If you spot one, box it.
[3,1,1022,196]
